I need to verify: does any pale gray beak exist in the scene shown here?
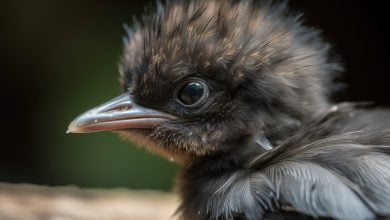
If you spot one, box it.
[67,93,176,133]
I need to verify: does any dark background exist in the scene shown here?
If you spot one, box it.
[0,0,389,191]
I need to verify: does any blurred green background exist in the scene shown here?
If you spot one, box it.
[0,0,179,191]
[0,0,389,191]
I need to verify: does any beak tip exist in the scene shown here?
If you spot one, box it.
[67,120,83,134]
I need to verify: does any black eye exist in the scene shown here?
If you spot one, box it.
[177,80,208,107]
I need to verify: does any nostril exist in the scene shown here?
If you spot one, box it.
[103,101,132,112]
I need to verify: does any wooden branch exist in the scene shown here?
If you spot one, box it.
[0,182,178,220]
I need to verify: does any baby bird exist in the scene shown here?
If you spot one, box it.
[68,0,390,219]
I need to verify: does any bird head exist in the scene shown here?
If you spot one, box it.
[68,0,341,164]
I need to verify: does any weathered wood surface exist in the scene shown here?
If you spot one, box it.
[0,182,178,220]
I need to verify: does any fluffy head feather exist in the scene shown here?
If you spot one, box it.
[119,0,341,158]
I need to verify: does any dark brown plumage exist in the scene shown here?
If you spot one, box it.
[68,0,390,219]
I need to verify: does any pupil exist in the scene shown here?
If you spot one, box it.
[178,82,204,105]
